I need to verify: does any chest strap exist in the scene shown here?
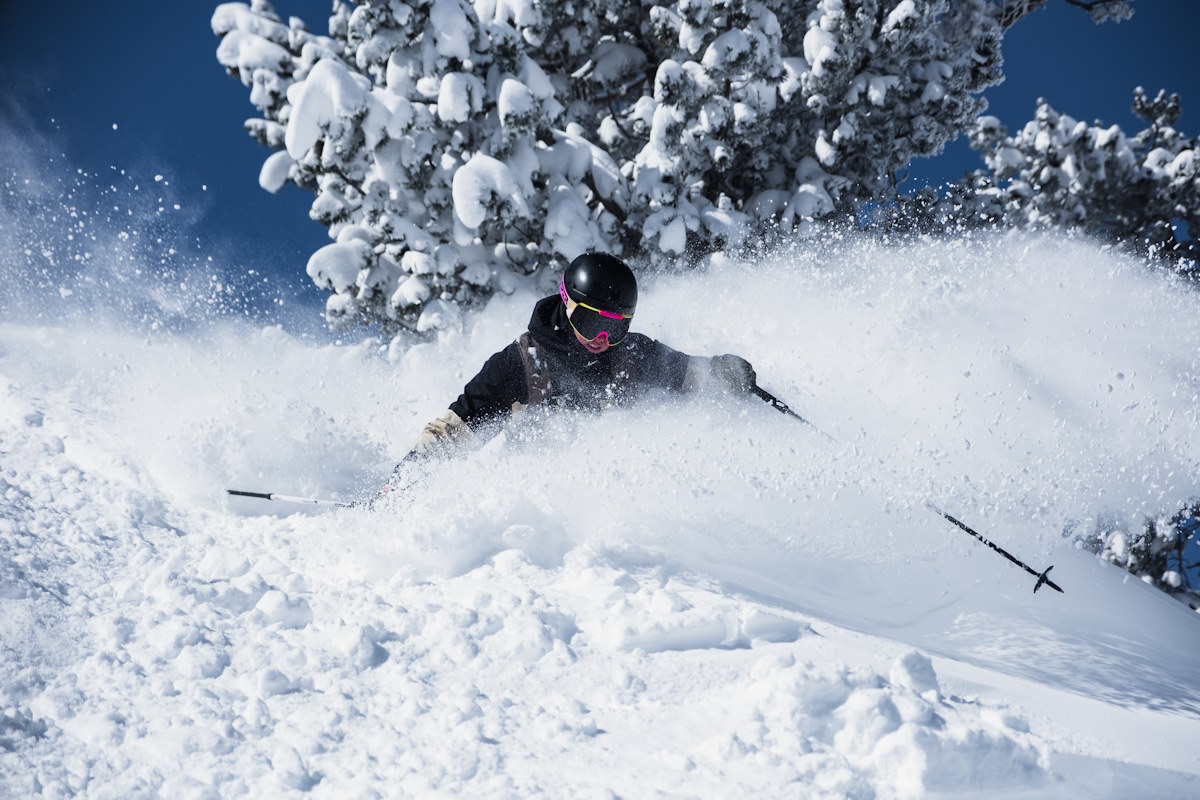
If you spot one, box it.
[516,332,550,407]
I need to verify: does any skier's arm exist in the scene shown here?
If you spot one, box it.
[448,343,529,425]
[633,335,756,395]
[374,345,527,503]
[407,343,528,461]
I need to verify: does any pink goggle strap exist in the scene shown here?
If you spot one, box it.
[559,275,629,320]
[559,275,572,309]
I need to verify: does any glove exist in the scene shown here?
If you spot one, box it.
[367,450,427,509]
[412,409,474,456]
[367,410,475,509]
[710,354,756,394]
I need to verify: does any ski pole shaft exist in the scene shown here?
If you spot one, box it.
[751,384,809,423]
[226,489,351,508]
[751,385,835,441]
[752,385,1063,594]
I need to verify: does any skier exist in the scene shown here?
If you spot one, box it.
[377,251,756,498]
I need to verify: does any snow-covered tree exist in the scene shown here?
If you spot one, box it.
[779,1,1002,210]
[920,88,1200,270]
[994,0,1133,30]
[212,1,1010,335]
[1078,502,1200,610]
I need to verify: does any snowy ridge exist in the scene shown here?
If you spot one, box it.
[3,233,1200,796]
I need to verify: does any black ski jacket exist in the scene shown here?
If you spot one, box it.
[449,295,694,428]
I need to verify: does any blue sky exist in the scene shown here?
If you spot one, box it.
[2,1,1197,303]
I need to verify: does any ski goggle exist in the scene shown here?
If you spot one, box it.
[560,276,633,345]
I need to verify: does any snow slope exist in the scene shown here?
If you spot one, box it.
[3,227,1200,797]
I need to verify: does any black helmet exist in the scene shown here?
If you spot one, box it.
[561,252,637,316]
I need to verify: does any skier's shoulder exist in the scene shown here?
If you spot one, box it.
[459,338,526,399]
[480,338,526,378]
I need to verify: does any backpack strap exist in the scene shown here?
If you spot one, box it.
[515,332,550,407]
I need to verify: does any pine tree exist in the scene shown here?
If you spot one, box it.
[957,88,1200,271]
[212,0,1006,335]
[1079,502,1200,609]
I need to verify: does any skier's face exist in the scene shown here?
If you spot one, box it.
[561,276,633,346]
[574,329,611,354]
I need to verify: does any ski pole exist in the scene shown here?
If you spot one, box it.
[926,504,1063,593]
[226,489,352,508]
[750,385,835,441]
[751,384,812,424]
[752,384,1064,594]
